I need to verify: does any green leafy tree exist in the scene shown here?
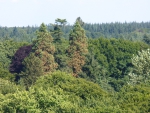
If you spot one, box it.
[87,37,149,91]
[19,53,43,88]
[128,49,150,84]
[32,23,57,74]
[68,21,88,76]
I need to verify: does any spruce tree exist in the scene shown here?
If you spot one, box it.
[51,24,63,42]
[50,19,70,72]
[76,17,84,27]
[32,23,57,74]
[68,21,88,77]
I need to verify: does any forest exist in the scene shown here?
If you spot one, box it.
[0,17,150,112]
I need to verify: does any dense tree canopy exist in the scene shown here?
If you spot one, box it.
[0,20,150,112]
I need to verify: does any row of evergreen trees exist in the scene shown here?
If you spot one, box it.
[1,20,150,42]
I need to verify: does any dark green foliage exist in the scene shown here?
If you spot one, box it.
[76,17,84,27]
[51,24,63,42]
[79,52,113,92]
[143,34,150,44]
[82,38,149,91]
[1,21,150,41]
[90,38,149,78]
[54,38,70,72]
[83,22,150,39]
[19,53,43,88]
[55,18,67,26]
[79,52,107,81]
[50,19,71,73]
[38,23,47,32]
[0,26,37,42]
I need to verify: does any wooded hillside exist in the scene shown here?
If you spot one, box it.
[0,18,150,112]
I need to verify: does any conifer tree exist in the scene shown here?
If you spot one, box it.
[32,23,57,74]
[76,17,84,27]
[50,19,70,73]
[68,21,88,77]
[51,24,63,42]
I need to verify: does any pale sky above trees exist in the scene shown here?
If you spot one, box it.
[0,0,150,27]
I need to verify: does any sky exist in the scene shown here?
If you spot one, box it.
[0,0,150,27]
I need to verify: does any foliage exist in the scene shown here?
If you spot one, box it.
[68,21,88,76]
[0,71,150,112]
[1,22,150,41]
[143,34,150,45]
[1,21,150,112]
[9,45,32,74]
[117,83,150,112]
[34,71,107,98]
[0,71,119,113]
[0,78,24,95]
[76,17,84,27]
[51,24,63,42]
[19,53,43,88]
[49,19,71,73]
[32,23,57,74]
[79,51,114,92]
[0,39,28,70]
[0,63,14,81]
[54,38,71,72]
[32,71,119,112]
[128,49,150,84]
[86,38,149,91]
[0,90,40,113]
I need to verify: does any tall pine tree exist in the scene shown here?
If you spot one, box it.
[32,23,57,74]
[68,21,88,77]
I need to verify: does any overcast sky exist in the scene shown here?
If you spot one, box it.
[0,0,150,27]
